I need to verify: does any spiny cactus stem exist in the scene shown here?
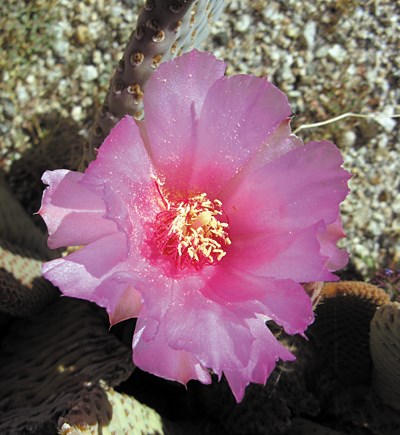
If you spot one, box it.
[86,0,197,163]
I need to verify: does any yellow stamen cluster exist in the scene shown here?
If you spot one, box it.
[169,193,231,265]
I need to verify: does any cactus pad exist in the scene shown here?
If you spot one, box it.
[0,298,133,434]
[370,302,400,411]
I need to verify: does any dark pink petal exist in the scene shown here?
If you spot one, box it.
[224,318,295,402]
[204,266,314,335]
[132,315,211,385]
[190,74,291,194]
[143,50,226,191]
[39,170,117,249]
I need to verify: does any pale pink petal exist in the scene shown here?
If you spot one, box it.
[219,120,303,200]
[318,216,349,272]
[222,141,350,236]
[226,222,338,282]
[247,119,303,170]
[42,232,128,298]
[82,116,155,207]
[80,116,160,242]
[95,273,143,326]
[190,74,291,194]
[100,183,159,245]
[204,266,313,335]
[143,50,226,191]
[43,233,144,325]
[162,286,254,375]
[132,315,211,385]
[221,141,350,280]
[224,318,295,402]
[39,170,117,249]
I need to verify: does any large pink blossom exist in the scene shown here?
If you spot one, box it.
[39,50,350,402]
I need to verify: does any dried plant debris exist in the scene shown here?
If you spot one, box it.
[0,298,133,434]
[308,281,390,386]
[89,0,225,154]
[370,302,400,411]
[370,267,400,302]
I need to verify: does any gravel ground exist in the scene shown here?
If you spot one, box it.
[0,0,399,279]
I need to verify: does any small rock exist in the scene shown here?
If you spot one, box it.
[71,106,83,122]
[52,40,70,58]
[81,65,98,82]
[358,120,380,140]
[235,14,251,33]
[315,46,329,58]
[16,85,29,103]
[92,50,102,65]
[75,25,89,45]
[375,113,397,132]
[0,123,10,135]
[302,21,317,49]
[340,130,357,147]
[1,98,15,120]
[328,44,347,63]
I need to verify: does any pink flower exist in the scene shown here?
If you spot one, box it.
[39,50,350,402]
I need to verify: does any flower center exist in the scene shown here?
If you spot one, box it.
[153,191,231,270]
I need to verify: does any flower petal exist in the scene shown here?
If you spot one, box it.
[191,74,292,194]
[95,273,143,326]
[81,116,161,245]
[162,283,254,375]
[318,216,349,271]
[39,170,117,249]
[132,315,211,385]
[226,222,338,282]
[143,50,226,191]
[204,266,314,335]
[42,232,128,298]
[224,318,295,402]
[219,119,303,200]
[223,140,350,236]
[82,116,155,207]
[222,141,350,280]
